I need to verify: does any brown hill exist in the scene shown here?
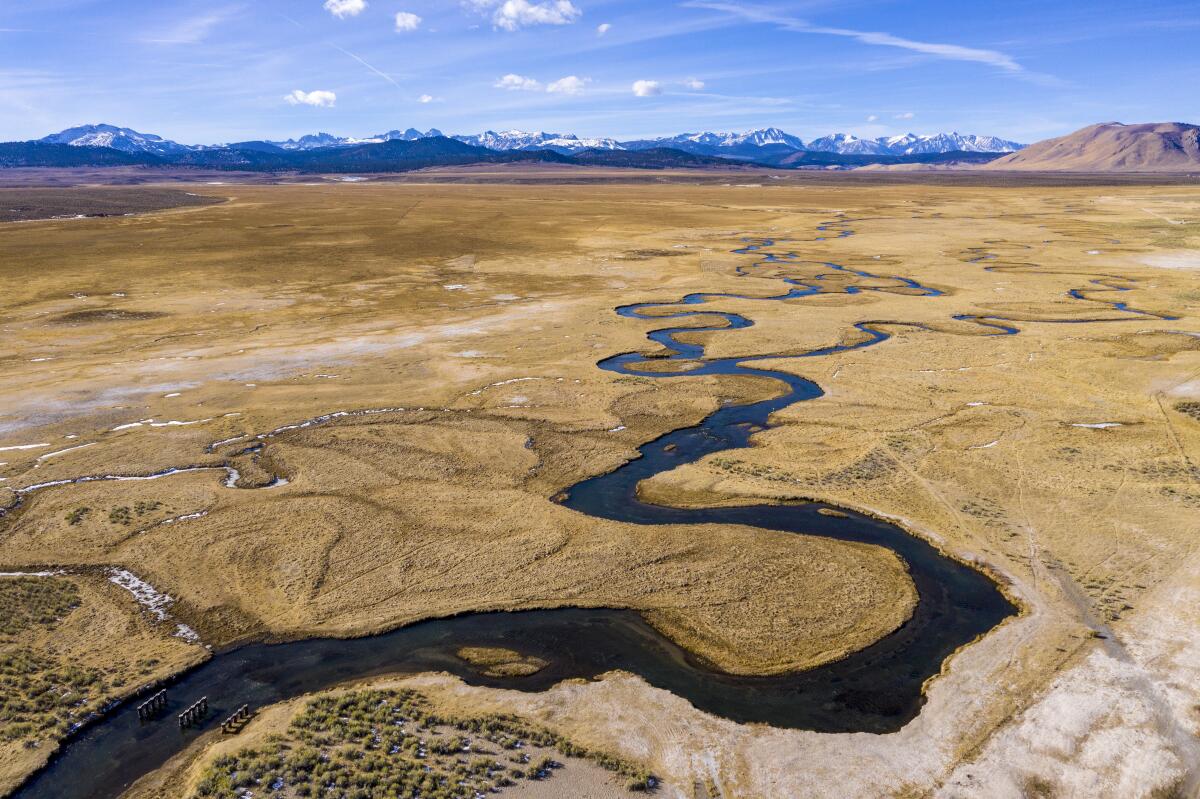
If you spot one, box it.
[985,122,1200,172]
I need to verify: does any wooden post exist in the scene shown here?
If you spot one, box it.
[178,697,209,728]
[221,704,251,733]
[138,689,167,720]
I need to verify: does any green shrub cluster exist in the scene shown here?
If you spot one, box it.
[0,577,81,635]
[0,648,106,742]
[193,689,658,797]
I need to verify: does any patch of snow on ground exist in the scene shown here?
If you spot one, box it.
[108,568,204,645]
[1072,423,1123,429]
[0,443,50,452]
[161,511,208,525]
[174,624,201,642]
[108,568,173,621]
[37,442,96,460]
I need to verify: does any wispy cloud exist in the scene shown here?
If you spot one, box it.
[683,1,1024,73]
[143,7,240,45]
[546,75,589,95]
[495,73,541,91]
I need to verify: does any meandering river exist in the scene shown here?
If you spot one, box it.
[15,223,1020,798]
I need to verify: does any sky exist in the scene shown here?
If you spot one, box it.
[1,0,1198,145]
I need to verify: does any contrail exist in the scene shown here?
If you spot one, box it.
[332,45,403,89]
[276,13,401,91]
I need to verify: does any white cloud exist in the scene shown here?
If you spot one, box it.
[482,0,582,32]
[867,114,878,122]
[494,73,541,91]
[285,89,337,107]
[546,75,588,95]
[418,94,435,103]
[324,0,367,19]
[394,12,422,31]
[683,78,705,90]
[632,79,663,97]
[597,23,611,36]
[895,111,915,119]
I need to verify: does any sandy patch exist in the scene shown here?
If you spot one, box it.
[1138,250,1200,270]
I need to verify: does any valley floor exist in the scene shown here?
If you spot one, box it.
[1,175,1198,798]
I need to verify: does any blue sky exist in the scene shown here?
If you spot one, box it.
[1,0,1197,145]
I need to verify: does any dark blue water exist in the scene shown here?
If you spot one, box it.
[15,224,1021,799]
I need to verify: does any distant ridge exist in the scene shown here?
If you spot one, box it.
[21,123,1025,165]
[0,136,761,172]
[985,122,1200,172]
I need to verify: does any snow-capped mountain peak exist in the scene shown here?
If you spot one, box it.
[806,133,890,155]
[453,130,624,153]
[807,130,1025,155]
[39,124,191,156]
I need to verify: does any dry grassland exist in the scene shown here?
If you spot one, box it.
[0,573,202,794]
[1,175,1199,797]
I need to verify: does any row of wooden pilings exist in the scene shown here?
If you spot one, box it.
[221,704,251,732]
[136,689,168,720]
[178,696,208,728]
[137,688,250,734]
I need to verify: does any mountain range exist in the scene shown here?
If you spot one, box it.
[6,122,1197,173]
[32,123,1025,163]
[0,135,753,173]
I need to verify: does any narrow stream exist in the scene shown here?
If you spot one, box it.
[15,223,1025,799]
